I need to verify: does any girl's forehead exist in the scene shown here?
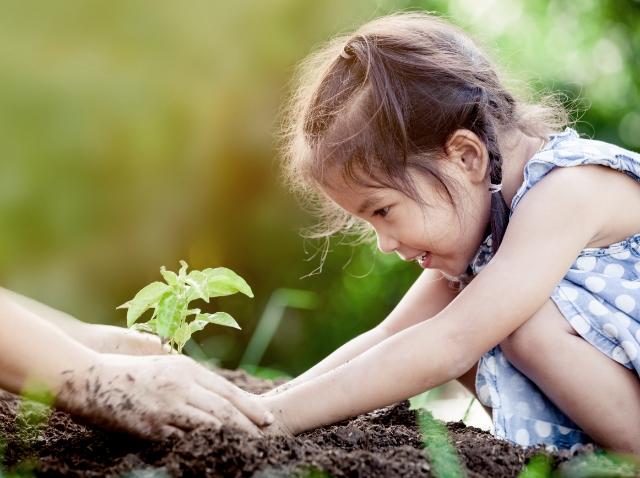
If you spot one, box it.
[320,170,392,197]
[318,168,381,199]
[320,165,431,197]
[319,162,399,192]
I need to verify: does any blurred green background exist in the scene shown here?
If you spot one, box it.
[0,0,638,377]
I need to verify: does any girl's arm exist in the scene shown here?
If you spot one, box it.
[264,166,606,434]
[266,269,459,395]
[0,287,166,355]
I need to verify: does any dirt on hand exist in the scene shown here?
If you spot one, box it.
[1,369,637,477]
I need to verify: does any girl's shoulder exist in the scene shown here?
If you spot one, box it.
[510,127,640,214]
[548,129,640,166]
[512,127,640,252]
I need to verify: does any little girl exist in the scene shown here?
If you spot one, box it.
[260,12,640,453]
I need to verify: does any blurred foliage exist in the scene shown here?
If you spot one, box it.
[417,409,465,478]
[0,0,638,375]
[517,450,640,478]
[556,451,640,477]
[518,455,553,478]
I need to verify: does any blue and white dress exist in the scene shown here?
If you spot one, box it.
[470,127,640,450]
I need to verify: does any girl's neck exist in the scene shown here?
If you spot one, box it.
[498,129,547,208]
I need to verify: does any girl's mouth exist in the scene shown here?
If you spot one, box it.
[417,252,431,269]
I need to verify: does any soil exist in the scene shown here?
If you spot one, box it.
[1,369,638,477]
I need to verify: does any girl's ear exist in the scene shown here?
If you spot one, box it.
[444,129,490,185]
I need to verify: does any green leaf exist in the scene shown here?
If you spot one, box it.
[160,266,179,287]
[202,267,254,299]
[195,312,241,330]
[189,319,208,334]
[130,321,157,334]
[178,260,189,281]
[173,323,193,353]
[118,282,171,327]
[155,293,184,338]
[185,270,209,302]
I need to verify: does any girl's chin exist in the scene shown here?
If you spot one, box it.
[436,260,469,278]
[417,252,469,278]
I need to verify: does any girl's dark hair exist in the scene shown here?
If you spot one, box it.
[279,12,569,277]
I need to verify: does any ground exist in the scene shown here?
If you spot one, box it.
[1,370,638,477]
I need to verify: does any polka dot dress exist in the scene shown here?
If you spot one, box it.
[472,128,640,450]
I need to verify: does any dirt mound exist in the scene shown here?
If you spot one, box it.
[0,370,636,477]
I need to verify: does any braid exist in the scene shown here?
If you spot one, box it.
[488,169,510,254]
[468,87,511,254]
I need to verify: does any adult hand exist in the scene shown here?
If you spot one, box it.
[81,324,170,356]
[57,353,274,439]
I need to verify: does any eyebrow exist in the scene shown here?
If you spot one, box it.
[357,194,383,214]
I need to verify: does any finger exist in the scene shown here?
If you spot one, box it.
[124,330,169,355]
[145,336,170,354]
[131,421,178,441]
[168,404,223,432]
[189,386,261,436]
[159,424,185,440]
[195,371,274,427]
[142,332,170,354]
[188,385,261,437]
[140,334,170,355]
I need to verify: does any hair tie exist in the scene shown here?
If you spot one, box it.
[488,183,502,193]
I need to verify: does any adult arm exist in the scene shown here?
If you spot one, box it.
[0,296,273,438]
[0,295,98,397]
[0,287,166,355]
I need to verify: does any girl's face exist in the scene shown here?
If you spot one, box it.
[321,146,492,277]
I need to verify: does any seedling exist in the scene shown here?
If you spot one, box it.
[117,260,253,353]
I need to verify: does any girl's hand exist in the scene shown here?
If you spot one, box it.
[81,324,170,356]
[257,396,294,437]
[57,353,274,439]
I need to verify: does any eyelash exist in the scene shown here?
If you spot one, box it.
[373,206,390,218]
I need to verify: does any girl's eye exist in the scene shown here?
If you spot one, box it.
[373,206,390,218]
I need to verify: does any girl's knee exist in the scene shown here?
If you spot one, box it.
[500,300,567,371]
[500,325,543,370]
[456,361,478,395]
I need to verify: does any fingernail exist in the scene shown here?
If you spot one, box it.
[263,411,274,426]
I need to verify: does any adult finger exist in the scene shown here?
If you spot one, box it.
[125,330,170,355]
[130,420,182,441]
[159,425,185,440]
[169,404,223,432]
[188,385,261,437]
[195,371,273,427]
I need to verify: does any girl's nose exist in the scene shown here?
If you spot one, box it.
[376,232,399,255]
